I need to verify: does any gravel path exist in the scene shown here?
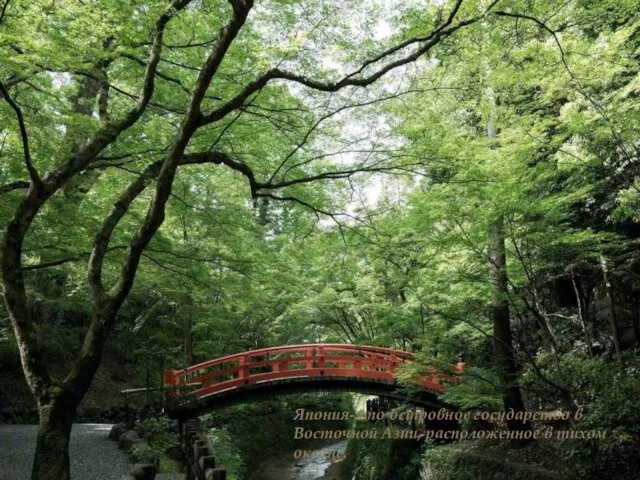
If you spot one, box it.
[0,424,132,480]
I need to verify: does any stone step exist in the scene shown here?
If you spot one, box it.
[155,474,185,480]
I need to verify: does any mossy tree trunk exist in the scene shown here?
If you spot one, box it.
[31,391,77,480]
[600,254,622,358]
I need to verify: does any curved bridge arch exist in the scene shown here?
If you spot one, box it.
[163,344,463,419]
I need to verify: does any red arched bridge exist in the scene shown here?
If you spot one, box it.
[162,344,464,419]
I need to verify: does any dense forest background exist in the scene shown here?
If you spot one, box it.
[1,0,639,479]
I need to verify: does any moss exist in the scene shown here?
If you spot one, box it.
[158,455,183,473]
[47,386,63,397]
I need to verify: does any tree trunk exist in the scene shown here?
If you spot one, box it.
[184,292,194,366]
[600,254,622,357]
[571,269,593,356]
[255,197,269,225]
[632,295,640,347]
[25,308,111,480]
[489,216,530,431]
[31,393,77,480]
[485,84,529,431]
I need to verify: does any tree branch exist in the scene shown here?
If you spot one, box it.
[120,53,193,96]
[0,82,41,186]
[201,4,494,126]
[101,0,256,301]
[0,180,29,194]
[1,0,194,401]
[0,0,9,26]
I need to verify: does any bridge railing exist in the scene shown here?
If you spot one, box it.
[163,344,462,408]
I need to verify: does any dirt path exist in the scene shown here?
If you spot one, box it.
[0,424,132,480]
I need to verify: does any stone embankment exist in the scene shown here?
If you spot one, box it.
[109,420,227,480]
[109,423,158,480]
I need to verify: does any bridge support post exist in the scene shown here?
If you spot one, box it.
[317,346,325,372]
[390,352,397,371]
[178,419,184,445]
[238,355,249,384]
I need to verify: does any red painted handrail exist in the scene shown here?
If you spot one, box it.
[163,344,462,408]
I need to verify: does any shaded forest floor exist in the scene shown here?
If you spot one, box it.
[0,351,152,417]
[427,436,640,480]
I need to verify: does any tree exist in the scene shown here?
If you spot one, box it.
[0,0,502,477]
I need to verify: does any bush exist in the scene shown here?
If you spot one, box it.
[553,352,640,475]
[134,417,180,460]
[208,427,246,480]
[342,421,423,480]
[423,443,563,480]
[203,393,354,478]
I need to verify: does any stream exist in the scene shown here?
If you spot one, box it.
[250,440,348,480]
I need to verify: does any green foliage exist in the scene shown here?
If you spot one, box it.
[424,443,563,480]
[342,421,423,480]
[134,417,181,461]
[548,353,640,473]
[439,367,503,411]
[1,0,640,477]
[204,394,353,479]
[208,427,246,480]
